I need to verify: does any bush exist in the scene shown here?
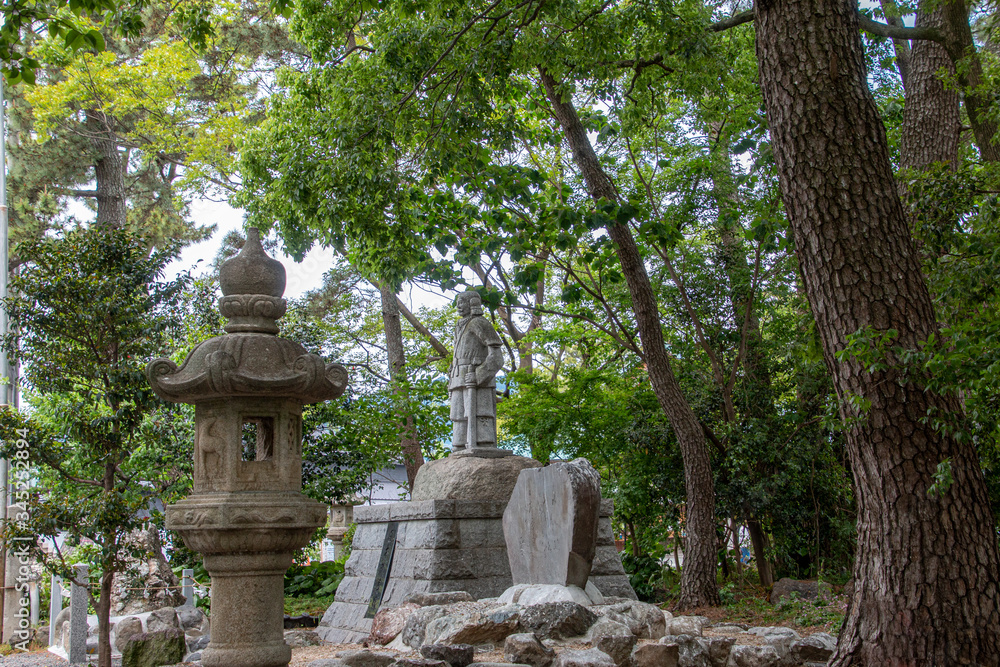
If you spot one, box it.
[284,560,345,598]
[620,552,666,602]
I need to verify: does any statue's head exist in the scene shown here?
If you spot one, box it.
[456,290,483,316]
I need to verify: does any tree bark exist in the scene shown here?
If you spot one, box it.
[754,0,1000,661]
[540,68,720,608]
[746,517,774,588]
[940,0,1000,162]
[84,110,127,228]
[377,282,423,489]
[96,566,113,667]
[900,5,961,172]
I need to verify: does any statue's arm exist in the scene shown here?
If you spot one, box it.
[473,321,505,385]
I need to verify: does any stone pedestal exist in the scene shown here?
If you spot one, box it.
[317,498,635,643]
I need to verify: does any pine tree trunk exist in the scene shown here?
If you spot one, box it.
[540,68,720,608]
[940,0,1000,162]
[900,5,960,171]
[84,110,127,228]
[754,0,1000,661]
[378,282,423,489]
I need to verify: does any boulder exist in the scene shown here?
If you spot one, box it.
[599,601,665,639]
[552,648,617,667]
[371,604,420,645]
[747,627,800,641]
[664,616,710,637]
[504,633,556,667]
[121,629,186,667]
[630,643,680,667]
[338,649,398,667]
[705,637,734,667]
[412,454,542,502]
[147,608,182,634]
[423,605,522,646]
[499,584,600,607]
[421,643,475,667]
[587,619,634,666]
[789,633,837,663]
[768,579,830,605]
[660,634,710,667]
[520,602,598,640]
[403,606,451,648]
[176,606,209,635]
[724,645,781,667]
[407,592,476,607]
[285,629,322,647]
[503,459,602,589]
[186,634,210,653]
[115,616,144,653]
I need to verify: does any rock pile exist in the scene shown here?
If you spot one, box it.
[335,593,836,667]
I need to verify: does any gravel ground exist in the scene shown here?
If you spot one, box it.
[0,650,71,666]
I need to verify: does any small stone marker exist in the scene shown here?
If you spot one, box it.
[69,564,89,664]
[503,458,602,589]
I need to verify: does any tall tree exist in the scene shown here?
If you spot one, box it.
[754,0,1000,662]
[0,227,189,667]
[539,69,719,607]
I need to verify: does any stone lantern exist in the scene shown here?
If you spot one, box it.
[147,229,348,667]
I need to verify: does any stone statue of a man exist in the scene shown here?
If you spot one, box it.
[450,290,505,453]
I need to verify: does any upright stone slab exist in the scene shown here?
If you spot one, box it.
[318,497,636,643]
[503,459,601,589]
[69,565,89,664]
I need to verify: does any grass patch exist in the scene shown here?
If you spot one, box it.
[284,595,336,617]
[680,576,847,636]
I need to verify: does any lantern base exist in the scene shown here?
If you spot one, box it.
[167,492,326,667]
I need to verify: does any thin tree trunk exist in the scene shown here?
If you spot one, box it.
[731,519,743,576]
[84,110,127,228]
[879,0,911,87]
[709,133,777,586]
[940,0,1000,162]
[540,68,720,608]
[754,0,1000,660]
[378,282,423,489]
[97,567,113,667]
[746,517,774,588]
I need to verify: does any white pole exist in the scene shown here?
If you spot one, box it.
[48,574,62,647]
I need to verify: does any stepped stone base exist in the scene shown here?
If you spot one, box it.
[318,498,635,643]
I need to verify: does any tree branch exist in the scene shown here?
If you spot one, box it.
[394,296,450,358]
[856,13,945,43]
[709,8,945,45]
[710,10,754,32]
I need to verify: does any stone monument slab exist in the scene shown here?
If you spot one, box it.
[502,459,601,589]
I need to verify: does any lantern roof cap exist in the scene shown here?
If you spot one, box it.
[145,228,348,404]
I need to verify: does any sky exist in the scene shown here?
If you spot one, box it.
[166,199,335,300]
[168,198,454,312]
